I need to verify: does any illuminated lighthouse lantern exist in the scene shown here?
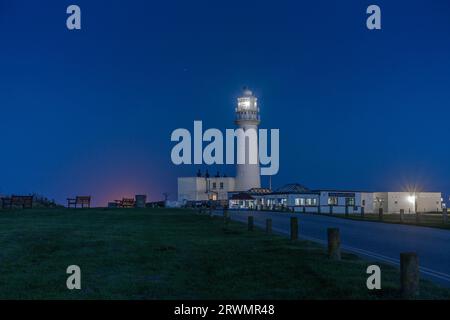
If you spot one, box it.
[234,88,261,191]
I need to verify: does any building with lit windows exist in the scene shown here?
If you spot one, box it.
[373,192,443,214]
[244,183,371,214]
[178,171,235,202]
[225,183,443,214]
[228,188,272,209]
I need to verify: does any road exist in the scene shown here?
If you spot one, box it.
[214,210,450,287]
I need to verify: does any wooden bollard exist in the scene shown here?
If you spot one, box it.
[400,252,419,299]
[327,228,341,260]
[416,211,421,224]
[248,216,254,231]
[266,219,272,235]
[360,206,365,218]
[400,209,405,223]
[290,217,298,240]
[345,206,349,218]
[378,208,383,221]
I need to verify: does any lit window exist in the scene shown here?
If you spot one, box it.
[328,197,338,206]
[345,198,355,206]
[306,198,317,206]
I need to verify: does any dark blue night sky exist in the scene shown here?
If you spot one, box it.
[1,0,450,205]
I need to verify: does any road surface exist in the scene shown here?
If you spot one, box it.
[214,210,450,287]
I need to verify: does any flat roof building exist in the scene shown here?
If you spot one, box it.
[373,192,442,214]
[178,174,235,202]
[225,183,443,215]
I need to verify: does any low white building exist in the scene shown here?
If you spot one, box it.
[263,184,319,212]
[316,190,369,215]
[252,184,369,214]
[227,188,272,209]
[178,173,235,202]
[228,193,257,210]
[373,192,442,214]
[224,184,443,215]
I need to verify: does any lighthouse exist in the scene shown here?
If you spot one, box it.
[234,88,261,191]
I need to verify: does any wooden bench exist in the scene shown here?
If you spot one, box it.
[1,195,33,209]
[67,196,91,208]
[115,198,136,208]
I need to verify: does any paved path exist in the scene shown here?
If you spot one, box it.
[215,210,450,287]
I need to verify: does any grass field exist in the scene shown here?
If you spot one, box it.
[0,208,449,300]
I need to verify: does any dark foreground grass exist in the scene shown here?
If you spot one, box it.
[0,208,449,300]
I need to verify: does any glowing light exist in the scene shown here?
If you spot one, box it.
[408,195,416,204]
[238,98,251,109]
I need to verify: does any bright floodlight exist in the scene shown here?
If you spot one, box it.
[408,195,416,204]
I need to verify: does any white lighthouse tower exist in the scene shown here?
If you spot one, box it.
[234,88,261,191]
